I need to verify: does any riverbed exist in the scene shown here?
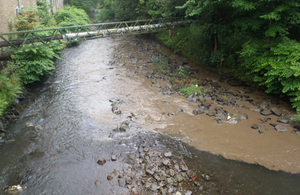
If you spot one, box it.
[0,35,300,194]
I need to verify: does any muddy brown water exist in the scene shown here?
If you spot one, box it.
[0,35,300,194]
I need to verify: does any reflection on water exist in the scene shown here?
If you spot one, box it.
[0,36,299,194]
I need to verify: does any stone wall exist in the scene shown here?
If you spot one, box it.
[0,0,63,34]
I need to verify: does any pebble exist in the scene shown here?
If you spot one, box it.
[107,175,113,180]
[95,180,101,185]
[164,152,172,158]
[97,159,106,165]
[251,124,260,130]
[111,155,117,161]
[185,191,193,195]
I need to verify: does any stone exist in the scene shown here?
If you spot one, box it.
[164,152,172,158]
[204,174,210,181]
[145,182,152,189]
[185,191,193,195]
[97,159,106,165]
[206,112,215,117]
[251,124,260,130]
[168,169,176,177]
[215,113,225,119]
[292,129,300,133]
[175,191,182,195]
[163,159,170,166]
[95,180,101,185]
[167,113,174,117]
[111,105,118,112]
[111,155,117,161]
[269,123,277,127]
[271,107,282,116]
[261,109,272,116]
[190,98,198,103]
[146,169,154,175]
[151,184,158,191]
[258,130,265,135]
[277,117,289,124]
[192,108,204,116]
[180,164,188,172]
[114,111,122,115]
[240,113,248,120]
[275,125,288,132]
[176,108,183,113]
[107,175,113,181]
[152,82,161,88]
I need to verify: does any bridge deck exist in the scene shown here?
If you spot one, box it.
[0,18,194,57]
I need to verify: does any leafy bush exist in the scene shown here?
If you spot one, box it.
[0,67,22,116]
[240,37,300,112]
[12,43,62,84]
[55,6,91,30]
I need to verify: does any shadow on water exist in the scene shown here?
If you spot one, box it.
[0,37,299,195]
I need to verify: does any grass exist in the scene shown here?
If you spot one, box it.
[180,84,203,97]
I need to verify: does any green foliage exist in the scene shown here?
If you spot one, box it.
[292,114,300,123]
[55,6,91,30]
[240,37,300,112]
[180,84,203,97]
[64,0,102,15]
[12,43,62,84]
[0,66,22,116]
[178,66,188,78]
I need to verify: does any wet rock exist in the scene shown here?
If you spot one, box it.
[111,105,118,112]
[107,175,113,181]
[167,113,174,117]
[192,108,204,116]
[240,113,248,120]
[111,155,117,161]
[277,117,289,124]
[97,159,106,165]
[216,119,222,125]
[271,107,282,116]
[275,125,288,132]
[95,180,101,185]
[114,110,122,115]
[215,113,225,119]
[164,152,172,158]
[251,124,260,130]
[261,109,272,116]
[152,82,161,88]
[258,130,265,135]
[206,112,215,117]
[176,108,183,113]
[259,101,270,109]
[190,98,198,103]
[259,118,271,123]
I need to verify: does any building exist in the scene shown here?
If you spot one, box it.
[0,0,63,34]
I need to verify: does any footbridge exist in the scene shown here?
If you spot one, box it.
[0,17,194,60]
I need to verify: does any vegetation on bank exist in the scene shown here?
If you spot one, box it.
[97,0,300,116]
[0,0,91,117]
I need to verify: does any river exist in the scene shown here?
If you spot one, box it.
[0,35,300,194]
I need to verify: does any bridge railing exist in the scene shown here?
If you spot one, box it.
[0,17,194,56]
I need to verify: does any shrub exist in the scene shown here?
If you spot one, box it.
[0,67,22,116]
[55,5,91,31]
[180,84,203,97]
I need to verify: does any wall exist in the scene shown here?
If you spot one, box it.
[0,0,63,34]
